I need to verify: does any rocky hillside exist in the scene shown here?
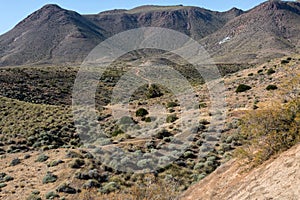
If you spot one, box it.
[201,1,300,63]
[0,1,299,66]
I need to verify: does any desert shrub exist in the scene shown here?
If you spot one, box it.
[0,183,7,188]
[166,114,178,123]
[203,160,217,173]
[166,102,179,108]
[3,175,13,182]
[266,84,278,90]
[66,150,83,158]
[24,154,31,159]
[248,73,254,76]
[83,179,100,189]
[199,119,210,125]
[137,159,153,168]
[155,129,172,139]
[183,151,196,159]
[10,158,21,166]
[206,156,217,162]
[100,182,119,194]
[69,159,85,168]
[281,59,289,64]
[111,128,124,137]
[147,84,163,98]
[144,117,152,122]
[236,84,252,93]
[47,159,64,167]
[119,116,134,125]
[42,172,58,184]
[198,102,207,108]
[136,108,149,117]
[32,190,40,195]
[267,68,276,75]
[193,162,205,170]
[235,99,300,167]
[56,183,77,194]
[97,138,112,146]
[26,194,41,200]
[257,69,263,74]
[35,154,49,162]
[221,143,232,151]
[45,191,59,199]
[79,176,180,199]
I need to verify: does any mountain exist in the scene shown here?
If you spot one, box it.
[201,1,300,63]
[0,5,105,66]
[0,4,242,66]
[0,1,299,66]
[85,5,243,41]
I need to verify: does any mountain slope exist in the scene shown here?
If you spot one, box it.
[201,1,300,63]
[85,5,243,41]
[0,4,105,66]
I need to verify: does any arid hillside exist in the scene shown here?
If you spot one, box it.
[180,142,300,200]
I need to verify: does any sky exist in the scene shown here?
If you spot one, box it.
[0,0,270,35]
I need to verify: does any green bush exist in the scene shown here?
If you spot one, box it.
[135,108,149,117]
[236,84,252,93]
[266,85,278,91]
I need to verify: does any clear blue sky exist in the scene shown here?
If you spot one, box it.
[0,0,271,35]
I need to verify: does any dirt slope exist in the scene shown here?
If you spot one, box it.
[180,143,300,200]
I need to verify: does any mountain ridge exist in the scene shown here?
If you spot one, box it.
[0,1,299,66]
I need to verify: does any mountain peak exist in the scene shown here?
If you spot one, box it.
[225,7,244,16]
[15,4,65,27]
[256,0,299,11]
[40,4,62,11]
